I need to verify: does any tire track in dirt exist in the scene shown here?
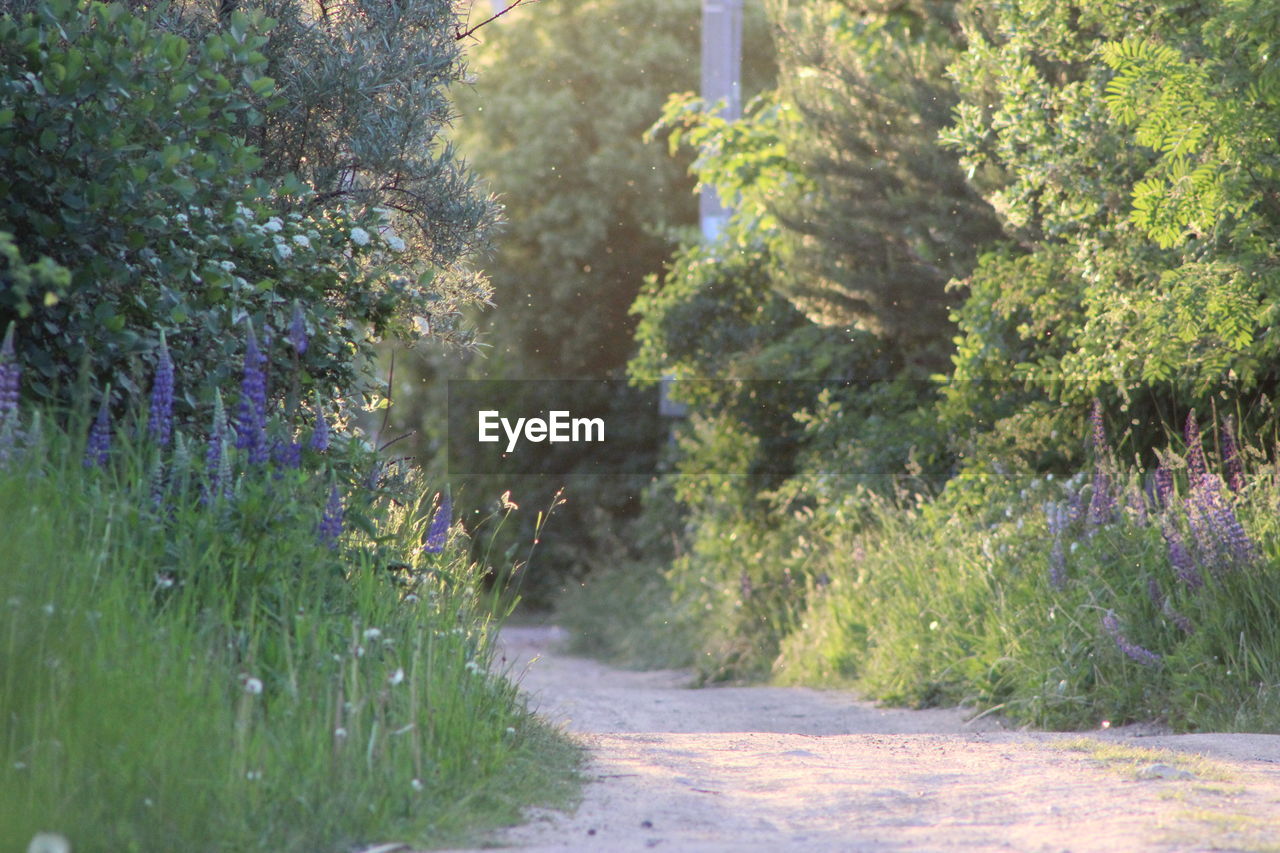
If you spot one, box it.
[438,625,1280,852]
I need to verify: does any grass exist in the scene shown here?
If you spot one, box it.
[0,413,581,852]
[568,408,1280,732]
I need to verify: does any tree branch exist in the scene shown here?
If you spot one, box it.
[454,0,538,41]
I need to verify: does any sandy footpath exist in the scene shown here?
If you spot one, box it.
[433,624,1280,852]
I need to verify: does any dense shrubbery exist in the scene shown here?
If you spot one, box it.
[0,0,494,423]
[560,0,1280,732]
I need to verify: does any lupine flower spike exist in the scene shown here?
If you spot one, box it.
[1101,609,1161,666]
[0,322,18,425]
[1184,411,1207,487]
[424,492,451,553]
[0,323,19,467]
[84,390,112,468]
[1087,400,1114,527]
[309,399,330,452]
[289,302,308,355]
[147,332,175,447]
[318,485,344,550]
[1220,416,1245,494]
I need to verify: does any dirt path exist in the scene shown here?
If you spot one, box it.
[441,625,1280,852]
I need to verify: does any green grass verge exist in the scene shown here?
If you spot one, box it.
[1,416,580,852]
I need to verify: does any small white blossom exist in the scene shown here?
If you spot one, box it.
[292,234,311,248]
[411,778,424,792]
[42,603,54,616]
[334,727,348,739]
[262,217,283,233]
[385,234,406,253]
[245,770,262,781]
[464,660,483,675]
[388,667,405,686]
[243,676,263,695]
[350,227,371,246]
[175,213,188,224]
[219,260,236,272]
[275,243,293,260]
[362,627,382,641]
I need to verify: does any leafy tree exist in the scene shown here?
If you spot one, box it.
[940,0,1280,466]
[451,0,775,378]
[0,0,495,422]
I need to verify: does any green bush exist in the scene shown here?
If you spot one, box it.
[0,0,483,422]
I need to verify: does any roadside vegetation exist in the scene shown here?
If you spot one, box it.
[1,1,578,850]
[557,0,1280,733]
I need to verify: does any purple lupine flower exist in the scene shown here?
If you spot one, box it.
[1164,603,1195,635]
[235,322,269,465]
[1185,411,1207,487]
[1185,474,1251,571]
[0,323,19,467]
[147,333,175,448]
[1101,609,1162,666]
[84,393,112,468]
[318,484,344,550]
[309,401,329,452]
[1087,466,1114,527]
[1161,522,1202,589]
[1154,461,1175,508]
[1044,502,1068,589]
[0,322,18,424]
[289,303,308,355]
[1220,416,1245,494]
[423,492,451,553]
[271,438,302,471]
[1089,399,1109,456]
[1086,400,1115,527]
[1125,481,1148,526]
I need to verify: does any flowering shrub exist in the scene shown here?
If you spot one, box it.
[0,0,477,426]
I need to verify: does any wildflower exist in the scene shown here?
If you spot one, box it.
[84,393,112,468]
[243,676,263,695]
[388,667,405,686]
[386,234,406,253]
[271,438,302,471]
[0,323,20,467]
[309,401,330,452]
[1220,416,1244,493]
[1161,522,1202,589]
[235,323,269,465]
[1191,474,1255,567]
[219,260,236,272]
[1101,610,1161,666]
[411,778,424,792]
[350,226,371,247]
[205,390,231,503]
[318,485,344,550]
[1086,401,1115,527]
[0,322,18,423]
[363,627,382,640]
[275,242,293,261]
[292,234,311,248]
[1044,502,1068,589]
[1184,411,1207,487]
[1154,460,1175,508]
[334,727,348,739]
[147,333,174,447]
[1089,399,1109,456]
[424,492,451,553]
[262,217,283,233]
[289,303,308,355]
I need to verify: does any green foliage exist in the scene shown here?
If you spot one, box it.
[0,0,494,421]
[0,407,578,852]
[452,0,775,377]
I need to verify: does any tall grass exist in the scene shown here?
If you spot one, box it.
[0,414,578,851]
[583,404,1280,731]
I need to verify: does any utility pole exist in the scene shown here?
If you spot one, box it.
[699,0,743,241]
